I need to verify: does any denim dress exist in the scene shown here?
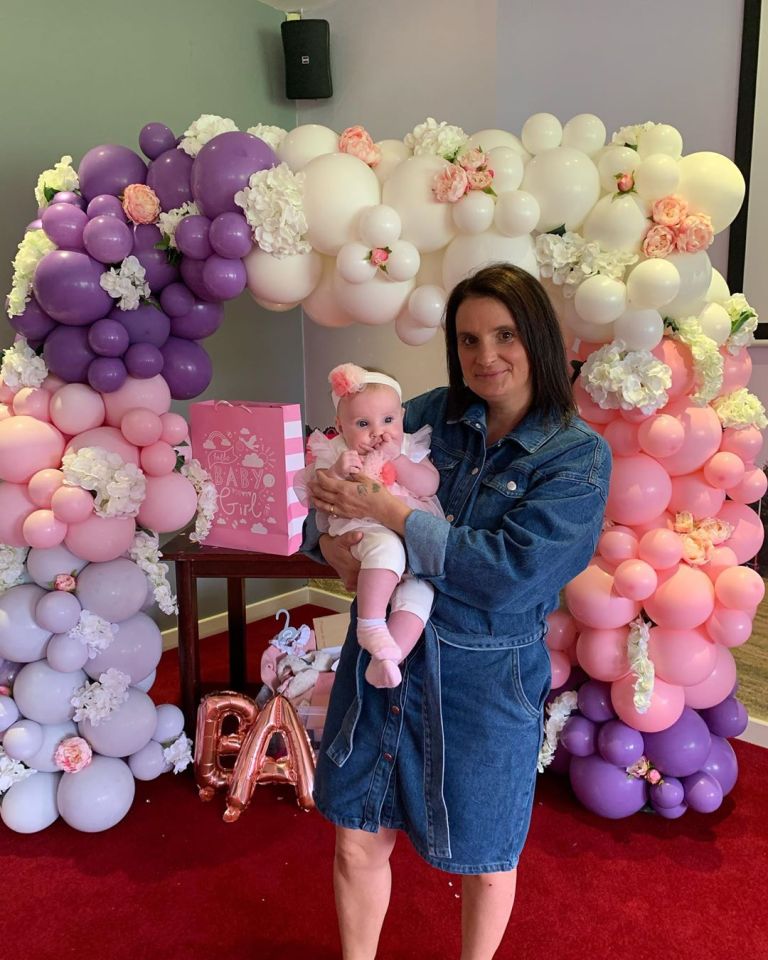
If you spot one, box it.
[307,387,611,874]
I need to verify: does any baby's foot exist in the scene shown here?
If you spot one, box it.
[357,621,401,661]
[365,658,402,688]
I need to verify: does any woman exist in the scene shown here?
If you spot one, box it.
[303,264,611,960]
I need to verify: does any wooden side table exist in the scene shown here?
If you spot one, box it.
[162,534,335,729]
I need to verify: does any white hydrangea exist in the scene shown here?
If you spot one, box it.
[179,114,239,157]
[34,155,79,208]
[627,617,654,714]
[667,316,724,405]
[723,293,759,355]
[157,201,200,249]
[234,162,311,259]
[70,668,130,725]
[99,256,151,311]
[537,690,578,772]
[611,122,656,148]
[247,124,287,152]
[162,733,193,774]
[536,231,637,294]
[6,229,56,317]
[129,530,178,615]
[181,459,218,543]
[0,747,36,794]
[0,545,28,594]
[712,388,768,431]
[404,117,467,161]
[67,610,119,659]
[580,340,672,414]
[61,447,146,519]
[0,337,48,390]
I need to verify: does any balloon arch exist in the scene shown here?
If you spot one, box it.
[0,112,762,831]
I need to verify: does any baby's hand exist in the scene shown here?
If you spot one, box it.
[376,432,401,461]
[339,449,363,477]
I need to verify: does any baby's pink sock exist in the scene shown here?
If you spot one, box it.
[365,658,402,688]
[356,617,401,661]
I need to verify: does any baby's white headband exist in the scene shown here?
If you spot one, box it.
[329,363,402,410]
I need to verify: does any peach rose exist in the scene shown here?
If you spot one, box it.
[616,172,634,193]
[681,531,713,566]
[122,183,161,225]
[646,768,662,785]
[697,517,734,545]
[675,214,714,254]
[466,169,494,192]
[458,148,489,172]
[339,126,381,167]
[54,573,77,592]
[642,224,676,259]
[54,736,93,773]
[432,164,469,203]
[627,758,650,778]
[369,247,390,267]
[652,194,688,227]
[673,511,695,534]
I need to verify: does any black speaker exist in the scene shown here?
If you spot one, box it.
[280,19,333,100]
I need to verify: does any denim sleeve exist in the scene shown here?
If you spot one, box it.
[300,509,325,564]
[404,476,608,613]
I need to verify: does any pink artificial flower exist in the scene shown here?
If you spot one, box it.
[122,183,161,225]
[432,164,470,203]
[466,169,494,192]
[339,126,381,167]
[675,214,714,254]
[54,736,93,774]
[458,148,489,172]
[681,531,714,567]
[380,461,397,486]
[627,757,650,779]
[328,362,366,400]
[616,172,635,193]
[697,517,734,545]
[673,511,695,534]
[652,194,688,227]
[0,684,10,697]
[54,573,77,592]
[642,224,676,259]
[646,768,662,785]
[369,247,390,268]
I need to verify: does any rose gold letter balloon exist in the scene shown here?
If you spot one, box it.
[193,691,259,801]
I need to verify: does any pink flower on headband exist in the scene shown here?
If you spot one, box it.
[329,363,366,399]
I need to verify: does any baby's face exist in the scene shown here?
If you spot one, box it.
[336,386,404,454]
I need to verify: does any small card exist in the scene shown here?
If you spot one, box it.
[313,612,350,649]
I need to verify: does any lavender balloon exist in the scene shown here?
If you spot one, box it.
[86,194,127,221]
[701,736,738,795]
[88,318,130,357]
[49,191,86,210]
[146,147,194,211]
[9,297,56,341]
[160,282,196,318]
[170,300,224,340]
[110,303,170,347]
[78,144,147,202]
[124,343,164,379]
[699,696,748,739]
[87,356,128,393]
[26,219,43,232]
[83,215,133,263]
[577,680,616,723]
[139,122,177,161]
[570,754,648,819]
[41,203,88,250]
[209,212,252,259]
[132,223,163,250]
[161,337,212,399]
[643,707,712,778]
[175,215,213,260]
[649,776,684,809]
[560,715,596,757]
[202,254,247,300]
[190,131,276,218]
[682,771,723,814]
[652,801,688,819]
[35,251,112,325]
[597,719,645,766]
[134,247,178,293]
[180,257,217,302]
[43,326,96,382]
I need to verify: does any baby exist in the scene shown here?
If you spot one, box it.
[297,363,442,688]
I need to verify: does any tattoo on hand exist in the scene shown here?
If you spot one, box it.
[371,483,381,492]
[357,484,367,495]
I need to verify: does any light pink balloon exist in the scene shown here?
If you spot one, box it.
[703,545,738,584]
[0,482,37,546]
[159,412,189,445]
[726,466,768,505]
[22,509,67,549]
[66,426,140,466]
[667,471,725,519]
[576,627,630,681]
[0,416,65,483]
[120,408,163,447]
[103,375,171,427]
[637,414,685,459]
[49,384,106,435]
[602,420,640,456]
[652,339,694,398]
[606,454,672,526]
[572,383,615,424]
[656,401,723,477]
[638,528,683,570]
[613,558,658,601]
[719,501,764,564]
[50,485,95,523]
[549,649,570,688]
[0,381,16,403]
[644,563,715,629]
[0,403,11,423]
[137,473,197,533]
[42,374,67,393]
[12,388,51,422]
[720,425,762,462]
[598,528,639,564]
[718,347,751,395]
[703,451,745,490]
[631,511,674,537]
[27,468,64,508]
[611,674,685,733]
[64,515,136,562]
[545,609,577,651]
[565,561,641,629]
[648,626,718,686]
[140,441,177,476]
[705,605,753,647]
[618,407,652,425]
[714,565,765,611]
[683,644,737,710]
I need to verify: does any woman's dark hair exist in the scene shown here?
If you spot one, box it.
[444,263,575,422]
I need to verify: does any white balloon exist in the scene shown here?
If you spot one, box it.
[358,204,402,247]
[46,630,89,672]
[486,147,524,193]
[26,545,88,589]
[152,703,185,743]
[407,284,447,328]
[373,140,411,185]
[128,739,171,781]
[597,145,640,194]
[613,308,664,351]
[382,155,457,252]
[0,584,52,662]
[521,147,600,231]
[582,194,650,253]
[574,275,627,325]
[634,153,681,201]
[1,771,60,833]
[2,718,44,762]
[386,240,421,281]
[244,248,322,303]
[561,114,606,157]
[276,123,338,172]
[452,192,495,235]
[637,124,683,159]
[24,719,77,771]
[252,299,301,312]
[336,242,377,284]
[302,256,357,327]
[663,251,713,318]
[395,312,441,346]
[57,755,135,832]
[705,268,731,303]
[0,693,20,732]
[494,190,540,237]
[333,271,414,326]
[441,230,538,294]
[466,129,529,160]
[521,113,563,154]
[79,687,157,758]
[85,611,162,683]
[13,661,86,725]
[303,153,381,255]
[626,259,681,309]
[677,152,746,232]
[698,302,732,345]
[547,283,615,344]
[133,669,156,693]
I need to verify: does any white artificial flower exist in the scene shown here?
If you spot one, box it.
[712,388,768,431]
[179,114,239,157]
[0,544,28,594]
[181,459,218,543]
[70,668,130,725]
[6,229,56,318]
[34,155,79,208]
[157,201,200,249]
[234,163,311,259]
[162,733,193,774]
[247,124,287,152]
[580,340,672,414]
[627,617,654,714]
[668,317,723,405]
[61,447,146,519]
[0,747,36,794]
[129,530,178,615]
[99,256,151,311]
[611,122,656,148]
[1,337,48,391]
[67,610,119,659]
[537,691,578,772]
[404,117,467,161]
[536,231,636,294]
[723,293,759,354]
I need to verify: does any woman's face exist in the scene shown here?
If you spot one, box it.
[456,296,532,410]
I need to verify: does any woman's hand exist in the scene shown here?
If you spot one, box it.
[319,531,362,591]
[308,468,412,535]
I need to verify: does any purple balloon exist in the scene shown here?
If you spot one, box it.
[170,300,224,340]
[133,247,179,293]
[110,303,170,347]
[26,219,44,232]
[83,216,134,264]
[560,715,596,757]
[175,215,213,260]
[547,743,572,776]
[202,255,247,300]
[649,775,684,809]
[43,326,96,382]
[87,357,128,394]
[597,720,645,766]
[124,342,164,379]
[0,659,22,686]
[682,771,723,814]
[146,148,193,211]
[209,212,252,259]
[643,707,712,778]
[49,191,86,210]
[569,754,648,819]
[161,337,212,399]
[652,800,688,819]
[159,282,196,318]
[88,318,130,357]
[701,736,738,796]
[190,131,276,218]
[41,203,88,249]
[699,697,748,739]
[78,144,147,202]
[132,224,163,250]
[9,298,56,341]
[139,123,177,161]
[87,194,127,221]
[577,680,616,723]
[35,251,113,325]
[180,257,217,302]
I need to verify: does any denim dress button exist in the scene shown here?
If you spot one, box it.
[390,705,401,716]
[446,514,454,522]
[506,480,517,491]
[383,752,394,763]
[471,467,479,475]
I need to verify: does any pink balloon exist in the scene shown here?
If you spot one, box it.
[611,674,685,733]
[631,511,674,537]
[0,381,16,403]
[618,407,652,424]
[22,509,68,549]
[726,466,768,505]
[0,482,37,545]
[120,408,163,447]
[12,388,51,422]
[602,420,640,456]
[0,404,11,423]
[159,412,189,445]
[667,471,725,520]
[545,609,577,651]
[648,626,718,685]
[719,501,764,564]
[637,414,685,459]
[703,545,738,584]
[103,375,171,427]
[565,561,641,629]
[644,564,715,629]
[703,451,745,490]
[720,425,762,462]
[576,627,630,681]
[137,473,197,533]
[598,528,639,564]
[42,374,67,394]
[705,605,753,647]
[652,339,694,398]
[64,514,136,562]
[49,384,106,435]
[66,426,140,466]
[0,416,65,483]
[140,441,177,477]
[638,528,683,570]
[572,383,615,425]
[613,559,658,601]
[718,347,751,395]
[714,565,765,611]
[606,454,672,526]
[549,649,571,688]
[50,485,95,523]
[656,400,722,476]
[27,468,64,508]
[683,644,737,710]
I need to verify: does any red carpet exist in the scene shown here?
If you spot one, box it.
[6,604,767,960]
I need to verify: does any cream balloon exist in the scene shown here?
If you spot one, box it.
[333,271,414,326]
[634,153,681,201]
[301,256,357,327]
[637,124,683,159]
[441,230,538,294]
[521,113,563,154]
[582,194,650,253]
[521,147,600,231]
[386,240,421,281]
[494,190,540,237]
[395,312,441,346]
[574,275,627,325]
[336,242,377,284]
[626,259,681,309]
[697,302,731,346]
[243,247,322,303]
[705,268,731,303]
[382,155,457,253]
[276,123,339,172]
[302,153,381,255]
[561,114,606,157]
[597,146,640,193]
[547,282,615,345]
[452,192,495,234]
[373,139,412,185]
[486,147,524,193]
[251,298,301,312]
[466,129,529,160]
[663,252,713,319]
[677,152,746,232]
[613,308,664,351]
[358,204,402,248]
[407,284,447,328]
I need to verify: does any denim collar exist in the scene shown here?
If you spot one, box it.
[451,401,562,452]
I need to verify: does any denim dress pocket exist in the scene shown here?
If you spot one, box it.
[509,635,552,720]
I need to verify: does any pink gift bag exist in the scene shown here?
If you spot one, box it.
[190,401,307,555]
